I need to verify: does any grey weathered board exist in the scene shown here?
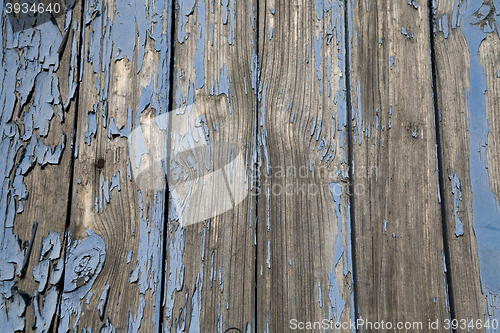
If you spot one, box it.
[348,0,451,329]
[432,0,485,328]
[165,0,256,331]
[433,0,500,330]
[256,0,353,331]
[2,0,500,332]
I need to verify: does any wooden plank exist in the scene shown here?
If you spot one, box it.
[164,0,256,331]
[62,0,173,331]
[349,0,451,328]
[434,0,500,327]
[0,2,82,332]
[256,0,354,331]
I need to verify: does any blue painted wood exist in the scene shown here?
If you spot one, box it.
[0,1,81,332]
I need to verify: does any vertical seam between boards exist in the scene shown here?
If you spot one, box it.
[158,0,177,331]
[54,0,86,330]
[344,0,359,330]
[427,0,457,331]
[253,0,260,332]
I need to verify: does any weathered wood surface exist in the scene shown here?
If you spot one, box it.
[433,0,500,330]
[165,0,256,331]
[0,1,81,332]
[3,0,500,332]
[256,0,353,331]
[349,0,451,329]
[64,0,173,331]
[432,0,485,328]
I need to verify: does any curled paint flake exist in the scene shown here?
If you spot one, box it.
[195,0,206,89]
[449,171,464,236]
[228,0,235,44]
[327,183,346,321]
[65,20,79,108]
[40,231,62,260]
[111,0,137,61]
[96,283,110,320]
[32,259,50,292]
[110,171,121,192]
[32,287,58,333]
[108,107,132,139]
[178,0,196,43]
[401,26,414,39]
[100,318,117,333]
[85,109,97,146]
[50,258,64,285]
[0,288,27,332]
[128,294,145,333]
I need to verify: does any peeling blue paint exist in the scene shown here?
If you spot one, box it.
[460,0,500,298]
[412,126,418,138]
[227,0,235,44]
[356,81,362,145]
[195,0,206,89]
[318,281,323,308]
[388,105,392,129]
[401,26,414,39]
[128,294,145,333]
[110,171,121,192]
[407,0,419,9]
[313,32,322,95]
[266,240,271,268]
[33,287,58,333]
[439,14,449,38]
[108,108,132,139]
[449,171,464,237]
[178,0,196,43]
[32,259,49,293]
[96,283,110,320]
[164,193,186,329]
[59,230,106,332]
[328,183,346,322]
[85,109,97,145]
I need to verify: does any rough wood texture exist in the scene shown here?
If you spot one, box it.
[5,0,500,331]
[349,0,451,328]
[434,0,500,328]
[164,0,256,331]
[64,0,173,331]
[0,2,82,332]
[432,0,485,327]
[256,1,354,331]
